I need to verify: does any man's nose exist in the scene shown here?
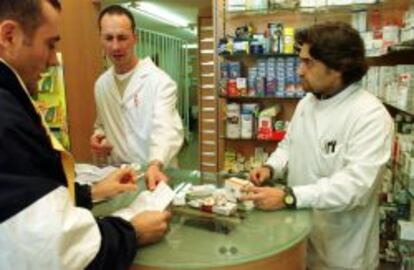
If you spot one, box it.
[297,63,305,77]
[110,39,120,50]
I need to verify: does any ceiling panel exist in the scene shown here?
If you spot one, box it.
[101,0,211,41]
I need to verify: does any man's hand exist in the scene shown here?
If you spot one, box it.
[249,166,272,186]
[91,166,137,201]
[145,162,168,191]
[241,186,285,210]
[90,133,113,156]
[130,211,171,246]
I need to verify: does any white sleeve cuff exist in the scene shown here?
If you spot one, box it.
[265,150,288,179]
[292,184,320,209]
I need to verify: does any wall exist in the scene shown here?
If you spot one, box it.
[59,1,102,162]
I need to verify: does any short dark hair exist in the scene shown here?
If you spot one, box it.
[98,5,136,33]
[295,21,368,86]
[0,0,61,37]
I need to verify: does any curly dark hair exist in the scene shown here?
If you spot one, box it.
[0,0,61,37]
[295,21,368,86]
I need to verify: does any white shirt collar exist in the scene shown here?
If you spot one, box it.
[111,57,156,79]
[310,82,360,106]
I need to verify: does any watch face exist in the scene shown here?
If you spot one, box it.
[285,195,294,205]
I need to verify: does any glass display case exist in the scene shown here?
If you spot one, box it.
[93,168,312,270]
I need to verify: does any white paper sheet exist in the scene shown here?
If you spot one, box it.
[75,164,118,185]
[112,181,175,221]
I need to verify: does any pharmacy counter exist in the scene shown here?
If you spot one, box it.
[93,169,312,270]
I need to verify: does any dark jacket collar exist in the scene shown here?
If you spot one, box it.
[0,60,40,124]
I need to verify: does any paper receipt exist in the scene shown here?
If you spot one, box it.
[112,181,175,221]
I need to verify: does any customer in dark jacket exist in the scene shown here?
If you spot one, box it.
[0,1,170,269]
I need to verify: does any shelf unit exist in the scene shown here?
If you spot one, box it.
[198,15,219,183]
[365,21,414,264]
[214,0,328,177]
[206,0,414,180]
[366,38,414,117]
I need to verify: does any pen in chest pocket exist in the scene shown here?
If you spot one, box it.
[133,93,139,107]
[323,140,337,154]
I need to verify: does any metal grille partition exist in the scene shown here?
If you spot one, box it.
[136,28,190,141]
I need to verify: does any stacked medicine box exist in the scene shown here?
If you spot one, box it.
[221,58,304,97]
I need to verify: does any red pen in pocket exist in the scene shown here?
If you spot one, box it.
[134,93,139,107]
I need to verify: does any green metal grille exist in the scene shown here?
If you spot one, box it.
[136,28,191,141]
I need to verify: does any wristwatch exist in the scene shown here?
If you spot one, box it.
[283,186,296,209]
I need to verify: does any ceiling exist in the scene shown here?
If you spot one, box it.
[101,0,211,41]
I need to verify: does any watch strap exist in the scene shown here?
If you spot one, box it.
[283,186,297,209]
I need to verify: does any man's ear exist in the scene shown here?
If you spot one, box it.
[0,20,20,49]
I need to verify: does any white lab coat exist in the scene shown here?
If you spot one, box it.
[266,83,393,270]
[94,57,184,166]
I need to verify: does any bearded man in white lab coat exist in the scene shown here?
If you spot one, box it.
[91,5,184,190]
[243,21,393,270]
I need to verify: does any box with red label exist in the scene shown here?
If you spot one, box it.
[257,115,273,140]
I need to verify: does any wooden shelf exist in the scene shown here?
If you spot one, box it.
[389,39,414,52]
[226,2,385,19]
[222,137,282,143]
[367,39,414,63]
[383,101,414,116]
[219,53,298,59]
[219,94,303,101]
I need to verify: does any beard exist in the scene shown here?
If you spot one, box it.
[300,79,312,92]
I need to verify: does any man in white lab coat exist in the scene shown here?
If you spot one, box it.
[243,22,393,270]
[91,5,184,190]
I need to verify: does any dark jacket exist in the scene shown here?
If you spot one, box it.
[0,61,137,270]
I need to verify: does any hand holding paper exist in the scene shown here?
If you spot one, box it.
[130,211,172,246]
[113,181,175,221]
[91,166,137,201]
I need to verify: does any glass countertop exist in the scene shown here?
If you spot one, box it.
[93,169,311,269]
